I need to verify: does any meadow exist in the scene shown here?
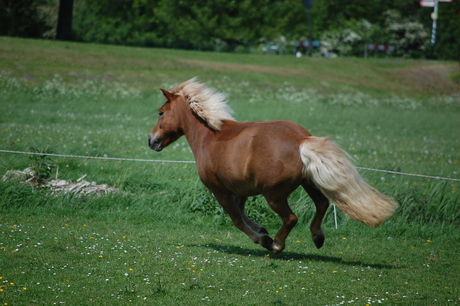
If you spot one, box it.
[0,37,459,305]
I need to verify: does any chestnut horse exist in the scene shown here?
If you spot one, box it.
[148,78,397,254]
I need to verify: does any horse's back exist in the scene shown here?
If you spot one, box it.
[202,120,311,196]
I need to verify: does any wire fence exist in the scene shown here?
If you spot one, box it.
[1,149,459,182]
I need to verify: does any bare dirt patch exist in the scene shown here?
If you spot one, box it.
[393,64,460,95]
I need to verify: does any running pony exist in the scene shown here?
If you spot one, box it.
[148,78,397,254]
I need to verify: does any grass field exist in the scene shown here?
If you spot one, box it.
[1,37,459,305]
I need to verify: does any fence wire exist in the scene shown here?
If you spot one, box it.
[1,149,459,182]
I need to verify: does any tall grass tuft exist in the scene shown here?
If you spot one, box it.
[395,181,459,225]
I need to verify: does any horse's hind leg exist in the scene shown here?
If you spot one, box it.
[214,192,274,251]
[302,182,330,249]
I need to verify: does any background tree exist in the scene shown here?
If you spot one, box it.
[1,0,458,60]
[0,0,54,38]
[56,0,74,40]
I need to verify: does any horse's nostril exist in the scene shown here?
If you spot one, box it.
[148,135,162,151]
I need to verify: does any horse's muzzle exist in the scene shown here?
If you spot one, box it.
[148,135,163,152]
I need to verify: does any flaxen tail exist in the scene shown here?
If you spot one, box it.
[300,136,397,227]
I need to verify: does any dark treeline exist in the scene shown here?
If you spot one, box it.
[1,0,459,59]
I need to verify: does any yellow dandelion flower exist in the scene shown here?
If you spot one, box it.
[22,287,27,290]
[98,255,103,258]
[332,271,338,273]
[427,240,432,242]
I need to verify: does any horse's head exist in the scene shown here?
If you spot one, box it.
[148,88,184,152]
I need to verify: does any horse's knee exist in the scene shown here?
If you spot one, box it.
[289,214,298,226]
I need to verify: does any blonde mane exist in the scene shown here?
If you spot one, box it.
[170,78,235,130]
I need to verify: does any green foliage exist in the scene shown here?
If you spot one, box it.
[0,0,55,37]
[451,72,460,85]
[320,11,430,58]
[28,146,53,184]
[71,0,460,59]
[2,0,459,59]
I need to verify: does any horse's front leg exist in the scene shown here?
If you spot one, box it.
[263,194,298,254]
[214,192,274,251]
[302,182,330,249]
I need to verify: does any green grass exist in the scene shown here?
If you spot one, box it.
[1,210,458,305]
[0,37,459,305]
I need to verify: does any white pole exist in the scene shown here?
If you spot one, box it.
[431,0,439,47]
[333,204,338,229]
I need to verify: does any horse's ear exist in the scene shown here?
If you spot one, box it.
[160,88,177,102]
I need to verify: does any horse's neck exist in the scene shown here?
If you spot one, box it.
[178,101,213,158]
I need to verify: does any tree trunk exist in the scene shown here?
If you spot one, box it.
[56,0,74,40]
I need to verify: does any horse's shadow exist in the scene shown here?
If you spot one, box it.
[187,243,398,270]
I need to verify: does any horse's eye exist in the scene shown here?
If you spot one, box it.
[159,112,164,117]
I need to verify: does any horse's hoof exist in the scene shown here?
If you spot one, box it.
[260,235,274,251]
[312,230,325,249]
[272,243,285,254]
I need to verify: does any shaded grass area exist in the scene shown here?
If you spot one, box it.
[1,36,460,97]
[0,37,459,305]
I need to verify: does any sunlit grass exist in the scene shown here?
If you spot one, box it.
[1,213,459,305]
